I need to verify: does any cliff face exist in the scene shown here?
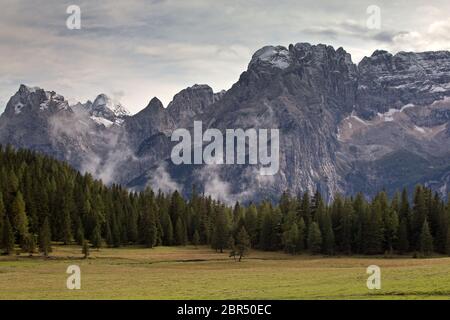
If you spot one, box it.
[1,43,450,202]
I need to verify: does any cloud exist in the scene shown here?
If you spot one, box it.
[148,163,182,193]
[389,19,450,52]
[1,0,450,114]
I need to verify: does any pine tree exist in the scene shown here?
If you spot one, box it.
[2,217,15,255]
[364,199,384,255]
[235,227,251,262]
[297,217,306,253]
[283,222,299,254]
[446,224,450,256]
[397,218,409,254]
[62,206,72,245]
[22,233,36,256]
[82,240,90,259]
[141,208,157,248]
[307,222,322,254]
[419,219,434,256]
[175,217,187,246]
[340,199,354,254]
[192,230,200,248]
[211,208,229,253]
[75,216,85,246]
[321,212,335,255]
[91,223,102,249]
[244,205,258,246]
[412,186,427,250]
[0,193,5,246]
[11,191,29,240]
[228,235,236,261]
[161,210,174,245]
[39,217,52,257]
[259,203,278,251]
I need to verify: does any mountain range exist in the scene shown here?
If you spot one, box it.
[1,42,450,203]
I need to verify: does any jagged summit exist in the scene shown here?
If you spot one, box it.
[248,42,355,71]
[3,84,70,117]
[91,94,130,118]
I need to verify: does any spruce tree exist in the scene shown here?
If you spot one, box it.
[91,223,102,249]
[419,219,434,256]
[307,222,322,254]
[283,222,299,254]
[141,209,157,248]
[192,230,200,248]
[0,193,4,246]
[235,227,251,262]
[412,186,427,250]
[22,233,36,256]
[75,216,85,246]
[2,217,15,255]
[397,218,409,254]
[175,217,187,246]
[244,205,258,246]
[211,208,229,253]
[39,217,52,257]
[11,191,29,240]
[62,207,72,245]
[297,217,306,253]
[82,240,90,259]
[321,213,335,255]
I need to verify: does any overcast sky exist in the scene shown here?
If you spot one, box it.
[1,0,450,113]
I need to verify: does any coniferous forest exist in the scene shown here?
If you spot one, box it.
[1,145,449,257]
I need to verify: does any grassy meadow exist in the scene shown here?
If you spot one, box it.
[0,245,449,300]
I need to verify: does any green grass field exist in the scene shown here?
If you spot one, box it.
[1,245,449,300]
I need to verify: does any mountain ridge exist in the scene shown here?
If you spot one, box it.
[1,42,450,202]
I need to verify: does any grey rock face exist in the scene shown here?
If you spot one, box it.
[1,43,450,201]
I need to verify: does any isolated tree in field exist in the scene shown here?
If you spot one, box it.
[192,230,200,248]
[82,240,90,259]
[236,227,251,262]
[419,219,434,256]
[39,217,52,257]
[2,217,15,255]
[307,222,322,254]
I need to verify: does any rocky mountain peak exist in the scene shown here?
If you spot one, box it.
[91,93,129,118]
[249,45,292,70]
[3,84,70,117]
[167,84,216,122]
[357,48,450,118]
